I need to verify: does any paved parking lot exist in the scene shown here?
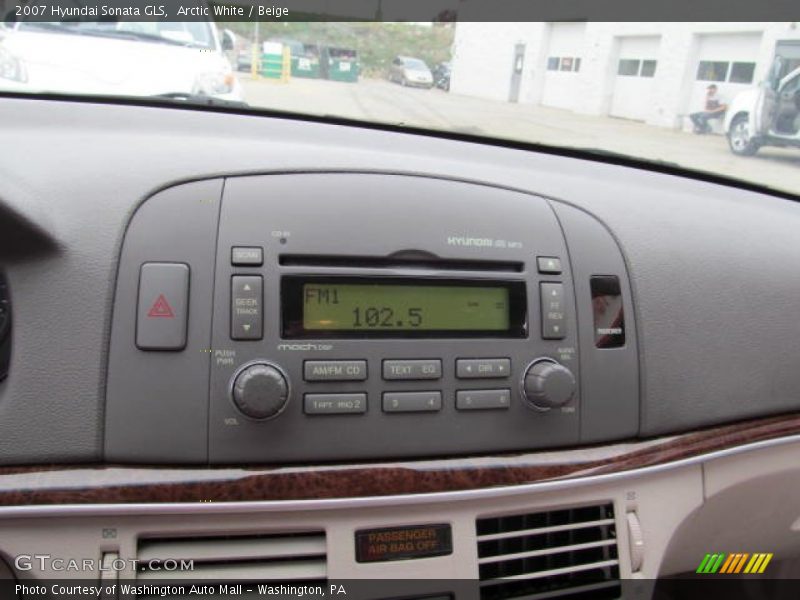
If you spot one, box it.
[241,76,799,195]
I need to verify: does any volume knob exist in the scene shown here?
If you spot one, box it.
[522,359,576,410]
[231,362,289,420]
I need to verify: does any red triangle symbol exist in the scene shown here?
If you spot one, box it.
[147,294,175,318]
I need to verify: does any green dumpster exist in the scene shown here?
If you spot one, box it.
[322,47,359,83]
[291,43,322,79]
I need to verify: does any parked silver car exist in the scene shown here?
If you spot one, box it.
[389,55,433,89]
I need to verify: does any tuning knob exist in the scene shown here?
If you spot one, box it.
[522,359,576,410]
[231,362,290,420]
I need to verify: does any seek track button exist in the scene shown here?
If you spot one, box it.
[231,275,263,340]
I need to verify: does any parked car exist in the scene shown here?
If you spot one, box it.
[0,20,243,101]
[389,55,433,88]
[236,48,253,73]
[725,58,800,156]
[433,61,451,91]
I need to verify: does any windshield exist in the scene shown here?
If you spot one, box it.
[2,18,800,196]
[403,58,428,70]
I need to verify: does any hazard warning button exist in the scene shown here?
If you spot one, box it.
[136,263,190,350]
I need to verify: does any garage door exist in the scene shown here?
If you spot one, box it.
[686,32,762,130]
[541,22,586,110]
[609,36,661,121]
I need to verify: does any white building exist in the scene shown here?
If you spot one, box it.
[451,22,800,129]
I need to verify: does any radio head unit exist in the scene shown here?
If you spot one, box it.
[105,173,640,464]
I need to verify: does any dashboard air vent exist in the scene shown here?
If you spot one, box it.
[476,503,619,600]
[137,531,326,585]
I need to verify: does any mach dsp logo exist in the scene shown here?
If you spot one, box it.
[696,552,773,574]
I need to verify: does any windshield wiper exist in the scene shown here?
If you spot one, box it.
[153,93,248,109]
[83,29,204,47]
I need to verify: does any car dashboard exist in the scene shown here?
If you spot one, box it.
[1,96,800,597]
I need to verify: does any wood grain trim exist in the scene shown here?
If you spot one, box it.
[0,413,798,506]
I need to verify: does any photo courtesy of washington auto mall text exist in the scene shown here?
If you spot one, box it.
[13,582,346,599]
[7,557,346,600]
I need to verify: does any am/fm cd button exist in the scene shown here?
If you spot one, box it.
[304,360,367,381]
[382,359,441,380]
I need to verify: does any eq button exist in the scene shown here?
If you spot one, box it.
[383,359,442,381]
[304,360,367,382]
[383,392,442,413]
[456,358,511,379]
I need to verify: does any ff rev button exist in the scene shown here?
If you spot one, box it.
[136,263,189,350]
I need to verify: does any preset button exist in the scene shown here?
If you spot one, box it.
[456,389,511,411]
[383,392,442,413]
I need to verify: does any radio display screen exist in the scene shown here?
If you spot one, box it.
[282,277,527,338]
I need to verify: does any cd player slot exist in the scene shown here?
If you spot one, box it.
[279,255,524,273]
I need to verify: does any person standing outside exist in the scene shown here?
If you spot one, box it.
[690,84,728,134]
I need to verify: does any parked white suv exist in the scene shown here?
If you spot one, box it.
[725,58,800,156]
[0,20,242,102]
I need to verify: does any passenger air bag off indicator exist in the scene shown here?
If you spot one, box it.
[355,524,452,563]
